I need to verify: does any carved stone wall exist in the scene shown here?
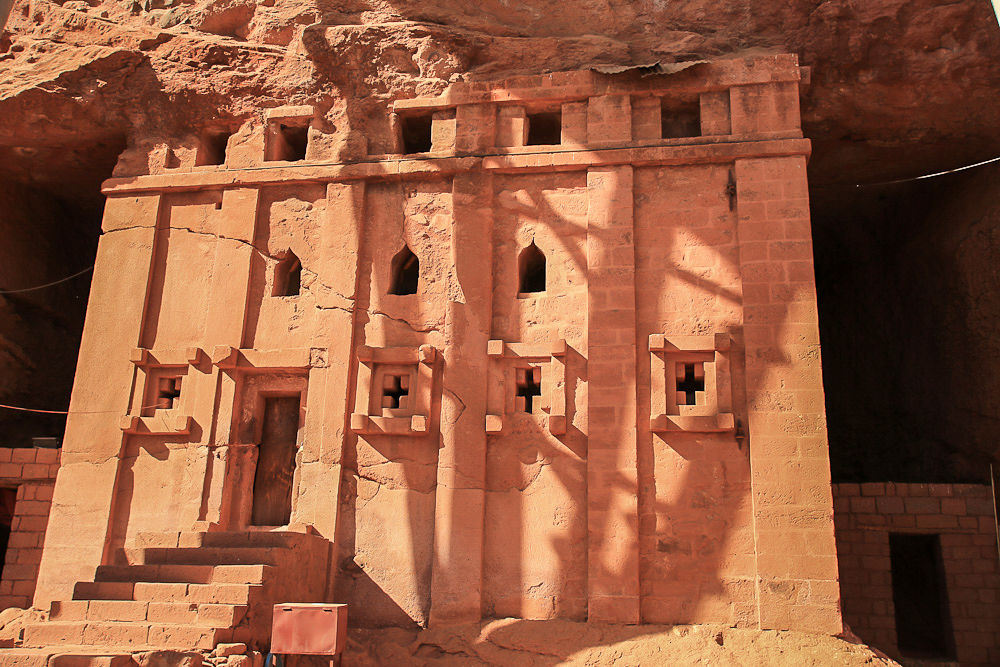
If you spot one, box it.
[33,55,840,637]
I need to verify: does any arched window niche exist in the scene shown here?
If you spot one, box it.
[389,245,420,296]
[518,241,546,294]
[272,250,302,297]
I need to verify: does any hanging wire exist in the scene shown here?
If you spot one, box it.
[857,155,1000,188]
[0,266,94,294]
[0,401,164,415]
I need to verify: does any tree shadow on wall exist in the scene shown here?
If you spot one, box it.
[482,165,758,630]
[334,181,448,630]
[338,158,808,652]
[481,345,588,621]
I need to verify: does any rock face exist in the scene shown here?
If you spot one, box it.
[816,162,1000,482]
[2,0,1000,183]
[345,620,899,666]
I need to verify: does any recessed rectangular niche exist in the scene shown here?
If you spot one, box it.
[526,111,562,146]
[661,95,700,139]
[195,128,233,166]
[266,120,309,162]
[350,345,439,436]
[399,114,433,154]
[122,347,200,435]
[649,333,734,432]
[486,339,569,435]
[141,367,188,417]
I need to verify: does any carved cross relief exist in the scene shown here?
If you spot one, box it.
[649,333,735,433]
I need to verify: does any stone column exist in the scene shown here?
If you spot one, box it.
[294,182,365,542]
[33,194,161,608]
[428,171,494,626]
[586,165,640,623]
[734,155,842,634]
[584,93,641,623]
[455,104,496,154]
[195,188,259,529]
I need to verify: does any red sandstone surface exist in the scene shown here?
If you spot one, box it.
[2,0,999,187]
[2,0,1000,476]
[345,620,897,666]
[1,1,999,666]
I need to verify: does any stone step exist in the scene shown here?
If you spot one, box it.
[48,653,136,667]
[184,584,258,605]
[135,547,281,567]
[133,531,326,551]
[200,531,326,550]
[94,564,271,585]
[72,582,134,601]
[0,647,138,667]
[50,599,248,627]
[73,581,259,605]
[24,530,328,655]
[23,621,227,651]
[207,565,272,585]
[52,600,147,623]
[23,622,148,650]
[146,624,229,650]
[95,564,214,585]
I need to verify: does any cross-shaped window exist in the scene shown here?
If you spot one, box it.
[676,363,705,406]
[515,367,542,413]
[381,374,410,410]
[156,376,182,410]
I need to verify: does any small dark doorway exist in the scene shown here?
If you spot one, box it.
[195,128,233,166]
[251,396,300,527]
[266,122,309,162]
[0,488,15,579]
[660,96,700,139]
[889,533,954,659]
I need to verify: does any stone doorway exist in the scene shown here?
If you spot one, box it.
[0,488,15,580]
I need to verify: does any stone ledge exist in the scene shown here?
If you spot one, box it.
[102,138,811,195]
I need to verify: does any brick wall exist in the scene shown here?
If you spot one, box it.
[0,447,60,610]
[833,482,1000,666]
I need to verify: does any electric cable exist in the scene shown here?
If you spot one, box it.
[0,266,94,294]
[0,401,165,415]
[857,155,1000,188]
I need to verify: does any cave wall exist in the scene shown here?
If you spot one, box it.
[0,180,98,447]
[813,162,1000,483]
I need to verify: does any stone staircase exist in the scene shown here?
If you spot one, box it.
[17,530,331,656]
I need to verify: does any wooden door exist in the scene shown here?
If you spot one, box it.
[251,396,299,526]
